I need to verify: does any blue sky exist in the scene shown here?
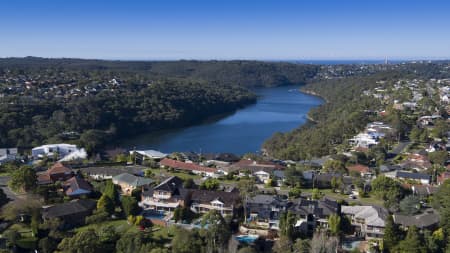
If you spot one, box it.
[1,0,450,60]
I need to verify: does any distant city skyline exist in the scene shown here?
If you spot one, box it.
[1,0,450,60]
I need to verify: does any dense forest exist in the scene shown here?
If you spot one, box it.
[263,67,450,160]
[0,57,319,150]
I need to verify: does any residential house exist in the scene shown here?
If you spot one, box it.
[63,176,93,197]
[132,150,167,163]
[342,205,388,239]
[189,189,240,216]
[160,158,217,177]
[42,199,96,227]
[347,164,373,178]
[226,159,284,178]
[246,194,289,229]
[290,198,340,234]
[385,171,431,185]
[0,148,18,165]
[32,143,83,160]
[112,173,153,195]
[79,166,145,180]
[37,162,73,185]
[140,176,188,213]
[393,209,440,230]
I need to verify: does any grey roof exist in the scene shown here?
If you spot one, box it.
[112,173,153,187]
[396,171,430,180]
[153,176,183,192]
[247,194,286,206]
[393,209,440,229]
[289,197,340,218]
[380,165,401,172]
[342,205,388,227]
[79,166,145,177]
[42,199,96,218]
[273,170,285,179]
[190,189,240,206]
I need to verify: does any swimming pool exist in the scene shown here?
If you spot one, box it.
[143,211,165,220]
[342,240,362,251]
[235,234,259,244]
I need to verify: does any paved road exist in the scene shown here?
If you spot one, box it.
[0,176,20,201]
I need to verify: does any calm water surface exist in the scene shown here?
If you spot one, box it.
[121,85,323,154]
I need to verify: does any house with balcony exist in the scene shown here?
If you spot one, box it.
[342,205,388,239]
[289,197,340,235]
[246,194,289,230]
[140,176,188,213]
[189,189,240,216]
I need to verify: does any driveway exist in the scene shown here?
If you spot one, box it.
[0,176,20,201]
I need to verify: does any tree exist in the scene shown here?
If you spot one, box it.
[201,210,231,253]
[311,232,338,253]
[1,198,42,221]
[237,178,256,223]
[327,214,341,236]
[429,150,448,166]
[312,188,320,200]
[285,166,303,186]
[57,229,102,253]
[97,195,114,215]
[121,196,139,217]
[237,247,257,253]
[323,160,346,173]
[371,176,403,209]
[383,215,402,252]
[172,228,203,253]
[396,226,426,253]
[293,238,310,253]
[103,180,119,205]
[279,211,296,240]
[433,180,450,236]
[399,195,420,215]
[273,236,292,253]
[200,178,220,190]
[9,166,36,192]
[115,232,150,253]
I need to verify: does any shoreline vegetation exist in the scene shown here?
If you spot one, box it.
[0,57,319,153]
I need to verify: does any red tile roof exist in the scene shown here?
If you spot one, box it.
[347,164,370,173]
[48,162,72,175]
[64,176,93,195]
[160,158,217,173]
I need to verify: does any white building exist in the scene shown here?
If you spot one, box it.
[0,148,18,165]
[32,144,81,160]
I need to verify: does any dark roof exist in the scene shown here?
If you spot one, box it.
[64,176,92,195]
[189,190,240,206]
[393,209,440,229]
[289,197,340,218]
[396,171,430,180]
[153,176,184,192]
[247,194,287,206]
[42,199,96,219]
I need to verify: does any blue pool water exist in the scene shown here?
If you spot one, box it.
[143,211,165,220]
[235,235,259,244]
[342,240,362,251]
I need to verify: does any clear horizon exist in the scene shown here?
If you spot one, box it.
[2,0,450,60]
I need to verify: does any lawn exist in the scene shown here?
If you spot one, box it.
[74,219,135,233]
[300,188,384,206]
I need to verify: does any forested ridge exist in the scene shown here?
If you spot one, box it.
[0,57,319,150]
[263,66,450,160]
